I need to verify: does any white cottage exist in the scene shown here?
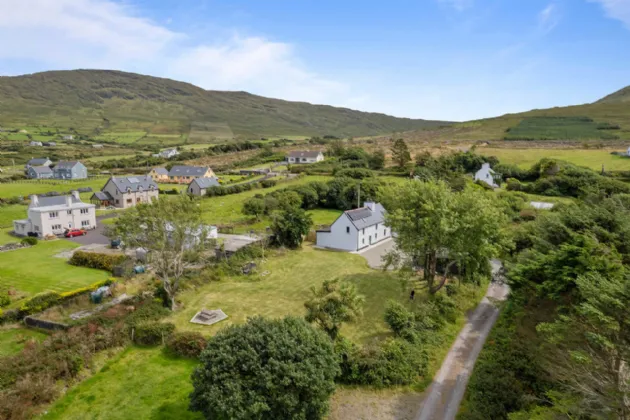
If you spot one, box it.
[474,163,498,188]
[13,191,96,237]
[316,202,391,252]
[286,151,324,164]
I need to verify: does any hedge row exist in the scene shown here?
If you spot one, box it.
[205,178,280,197]
[69,251,126,272]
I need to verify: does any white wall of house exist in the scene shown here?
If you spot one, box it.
[316,214,359,251]
[15,193,97,237]
[357,222,391,250]
[287,153,324,164]
[474,163,497,187]
[102,180,159,209]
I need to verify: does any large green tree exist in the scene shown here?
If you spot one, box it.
[390,138,411,169]
[189,316,339,420]
[304,279,365,340]
[271,208,312,248]
[109,195,211,310]
[383,180,508,293]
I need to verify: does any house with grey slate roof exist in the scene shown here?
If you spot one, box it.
[187,177,220,196]
[53,161,88,179]
[168,165,215,184]
[286,150,324,164]
[92,176,159,208]
[316,202,391,251]
[27,165,54,179]
[25,157,52,170]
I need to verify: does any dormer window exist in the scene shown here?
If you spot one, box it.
[127,187,132,193]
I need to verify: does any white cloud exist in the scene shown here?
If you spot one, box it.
[538,3,560,33]
[0,0,348,105]
[438,0,474,12]
[589,0,630,29]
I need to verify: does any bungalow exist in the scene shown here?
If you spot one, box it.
[474,163,498,188]
[286,151,324,164]
[168,165,215,184]
[53,161,88,180]
[148,167,169,182]
[13,191,96,238]
[159,148,179,159]
[62,135,74,141]
[42,142,56,147]
[27,165,54,179]
[187,177,220,196]
[25,157,52,170]
[92,144,103,149]
[29,141,43,147]
[91,176,159,209]
[316,202,391,252]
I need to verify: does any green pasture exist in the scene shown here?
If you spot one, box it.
[0,177,110,199]
[0,327,48,357]
[479,147,630,171]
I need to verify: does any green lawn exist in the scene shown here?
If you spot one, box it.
[0,240,110,296]
[43,347,202,420]
[0,178,110,199]
[0,327,48,357]
[0,204,28,228]
[0,228,18,244]
[479,147,630,171]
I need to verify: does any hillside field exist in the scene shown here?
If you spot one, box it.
[478,147,630,171]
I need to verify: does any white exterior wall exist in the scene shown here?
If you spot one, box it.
[356,222,391,250]
[32,206,96,236]
[287,153,324,164]
[103,180,158,208]
[316,214,359,251]
[474,164,497,187]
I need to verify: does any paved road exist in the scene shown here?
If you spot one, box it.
[415,260,509,420]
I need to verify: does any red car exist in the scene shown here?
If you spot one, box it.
[64,228,87,238]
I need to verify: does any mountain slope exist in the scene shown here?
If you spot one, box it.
[596,85,630,104]
[0,70,449,137]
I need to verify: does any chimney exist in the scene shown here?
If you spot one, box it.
[65,195,72,207]
[71,190,80,201]
[364,201,376,211]
[30,195,39,207]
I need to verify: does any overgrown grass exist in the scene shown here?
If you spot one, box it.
[0,327,48,357]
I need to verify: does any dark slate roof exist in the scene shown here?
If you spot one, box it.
[36,195,81,207]
[191,177,220,189]
[151,167,169,175]
[345,203,386,230]
[288,151,322,159]
[92,191,114,201]
[30,166,53,174]
[54,161,83,170]
[27,158,50,166]
[168,166,211,177]
[109,176,158,193]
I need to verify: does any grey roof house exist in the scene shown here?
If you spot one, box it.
[187,177,221,196]
[53,161,88,180]
[27,165,54,179]
[25,157,52,169]
[168,166,215,183]
[286,151,324,164]
[92,176,159,208]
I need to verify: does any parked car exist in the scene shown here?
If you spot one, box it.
[64,228,87,238]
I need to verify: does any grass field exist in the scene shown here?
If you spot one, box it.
[0,177,110,199]
[0,204,28,228]
[479,147,630,171]
[0,240,110,296]
[0,228,17,244]
[504,116,620,141]
[0,327,48,357]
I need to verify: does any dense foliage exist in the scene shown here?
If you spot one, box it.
[304,279,364,339]
[271,208,313,248]
[69,251,126,272]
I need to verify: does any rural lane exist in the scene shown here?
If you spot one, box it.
[415,260,509,420]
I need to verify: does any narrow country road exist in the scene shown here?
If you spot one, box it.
[415,260,509,420]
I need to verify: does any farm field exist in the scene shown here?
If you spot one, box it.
[84,153,140,162]
[504,116,621,141]
[0,240,109,297]
[0,327,48,357]
[478,147,630,171]
[0,177,110,199]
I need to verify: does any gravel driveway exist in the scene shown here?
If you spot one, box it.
[357,238,396,269]
[63,214,115,246]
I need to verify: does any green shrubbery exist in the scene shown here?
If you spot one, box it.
[20,237,37,246]
[132,321,175,345]
[0,292,10,308]
[69,251,126,272]
[166,331,207,358]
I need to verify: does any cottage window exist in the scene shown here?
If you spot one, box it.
[126,199,133,204]
[384,229,386,236]
[115,199,120,204]
[81,220,90,227]
[67,210,72,215]
[362,228,365,234]
[52,224,61,230]
[80,208,89,214]
[375,233,378,239]
[34,226,40,232]
[362,238,365,245]
[49,211,58,218]
[346,226,350,234]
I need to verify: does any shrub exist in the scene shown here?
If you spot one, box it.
[334,168,375,179]
[384,300,416,337]
[0,292,10,308]
[20,292,61,315]
[132,321,175,345]
[21,237,38,246]
[506,178,523,191]
[166,331,207,358]
[69,251,126,272]
[125,301,171,327]
[260,179,277,188]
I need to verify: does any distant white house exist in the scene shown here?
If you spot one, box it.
[13,191,96,237]
[530,201,554,210]
[474,163,498,188]
[316,202,391,252]
[30,141,43,147]
[188,177,220,196]
[160,148,180,159]
[287,151,324,164]
[626,146,630,157]
[92,144,104,149]
[62,135,74,141]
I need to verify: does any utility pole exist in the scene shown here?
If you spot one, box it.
[357,182,361,208]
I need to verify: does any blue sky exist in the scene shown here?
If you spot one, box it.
[0,0,628,121]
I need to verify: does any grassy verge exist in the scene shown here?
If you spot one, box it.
[0,326,48,357]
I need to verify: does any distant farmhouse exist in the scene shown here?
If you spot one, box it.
[474,163,498,188]
[25,157,52,170]
[42,142,56,147]
[91,176,159,208]
[159,148,179,159]
[13,191,96,238]
[148,167,169,182]
[316,202,391,252]
[53,161,88,180]
[27,165,54,179]
[92,144,103,149]
[286,151,324,164]
[62,135,74,141]
[30,141,43,147]
[168,165,215,184]
[188,177,220,196]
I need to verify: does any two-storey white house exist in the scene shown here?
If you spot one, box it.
[13,191,96,237]
[91,176,159,209]
[316,202,391,252]
[286,151,325,164]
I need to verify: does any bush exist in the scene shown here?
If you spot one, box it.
[125,301,171,327]
[384,300,416,337]
[166,331,207,358]
[19,292,61,315]
[69,251,126,272]
[260,179,277,188]
[132,321,175,345]
[506,178,523,191]
[21,237,38,246]
[334,168,375,179]
[0,292,10,308]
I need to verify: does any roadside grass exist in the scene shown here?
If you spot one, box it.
[0,240,109,297]
[43,347,202,420]
[479,147,630,171]
[0,178,109,199]
[0,326,48,357]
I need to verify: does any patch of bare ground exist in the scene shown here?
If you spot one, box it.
[328,388,423,420]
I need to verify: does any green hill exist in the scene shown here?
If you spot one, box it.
[0,70,449,139]
[596,85,630,104]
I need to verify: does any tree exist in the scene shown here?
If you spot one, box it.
[190,316,339,420]
[369,149,386,170]
[390,138,411,169]
[304,279,365,340]
[109,196,212,310]
[271,208,312,248]
[382,180,508,293]
[242,197,266,220]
